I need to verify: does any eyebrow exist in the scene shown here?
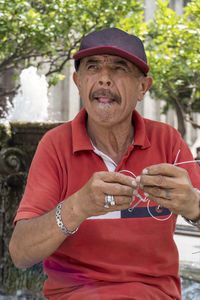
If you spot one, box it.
[85,58,130,68]
[112,59,129,68]
[85,58,102,65]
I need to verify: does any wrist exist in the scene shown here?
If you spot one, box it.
[191,188,200,221]
[57,195,86,235]
[182,188,200,227]
[72,190,91,220]
[56,201,79,235]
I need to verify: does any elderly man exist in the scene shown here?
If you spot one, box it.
[9,28,200,300]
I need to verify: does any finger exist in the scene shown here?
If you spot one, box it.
[136,174,177,189]
[143,186,173,200]
[141,163,186,177]
[112,202,132,211]
[145,194,179,215]
[148,197,172,212]
[98,171,137,188]
[104,194,133,207]
[115,195,134,206]
[143,187,187,216]
[103,182,136,197]
[103,196,134,211]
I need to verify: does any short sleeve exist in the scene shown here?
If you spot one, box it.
[14,135,63,223]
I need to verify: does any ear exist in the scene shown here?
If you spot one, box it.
[73,72,80,90]
[138,76,153,102]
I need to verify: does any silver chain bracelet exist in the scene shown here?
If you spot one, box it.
[56,201,79,235]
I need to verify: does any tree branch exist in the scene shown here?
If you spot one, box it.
[0,85,20,98]
[184,113,200,129]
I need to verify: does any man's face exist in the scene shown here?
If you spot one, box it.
[73,55,151,127]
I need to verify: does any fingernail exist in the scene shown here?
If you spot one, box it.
[132,180,137,187]
[136,176,141,183]
[142,168,148,175]
[139,184,144,190]
[133,189,138,196]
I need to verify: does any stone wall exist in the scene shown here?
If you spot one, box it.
[0,122,61,298]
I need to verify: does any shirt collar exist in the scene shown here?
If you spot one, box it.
[72,108,151,153]
[72,108,93,153]
[132,110,151,149]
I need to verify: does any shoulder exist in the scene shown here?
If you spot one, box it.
[144,118,181,138]
[142,118,184,155]
[32,122,74,159]
[41,121,72,145]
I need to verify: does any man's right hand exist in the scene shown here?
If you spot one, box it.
[72,171,137,219]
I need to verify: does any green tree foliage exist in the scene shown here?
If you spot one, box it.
[1,0,199,136]
[0,0,143,94]
[146,0,200,136]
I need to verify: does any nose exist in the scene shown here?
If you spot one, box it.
[99,79,112,87]
[98,68,112,87]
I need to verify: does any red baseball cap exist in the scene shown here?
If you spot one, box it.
[73,28,149,75]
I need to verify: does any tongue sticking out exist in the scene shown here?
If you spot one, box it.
[97,97,113,103]
[91,88,121,104]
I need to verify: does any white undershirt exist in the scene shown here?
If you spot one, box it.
[92,144,117,172]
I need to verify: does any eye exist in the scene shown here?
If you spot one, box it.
[87,65,98,70]
[114,65,126,71]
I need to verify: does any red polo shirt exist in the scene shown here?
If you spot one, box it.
[14,109,200,299]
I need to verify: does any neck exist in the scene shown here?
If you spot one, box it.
[87,118,134,164]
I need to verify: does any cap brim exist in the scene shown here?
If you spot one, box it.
[73,46,149,74]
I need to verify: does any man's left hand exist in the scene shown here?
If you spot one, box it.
[136,163,200,221]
